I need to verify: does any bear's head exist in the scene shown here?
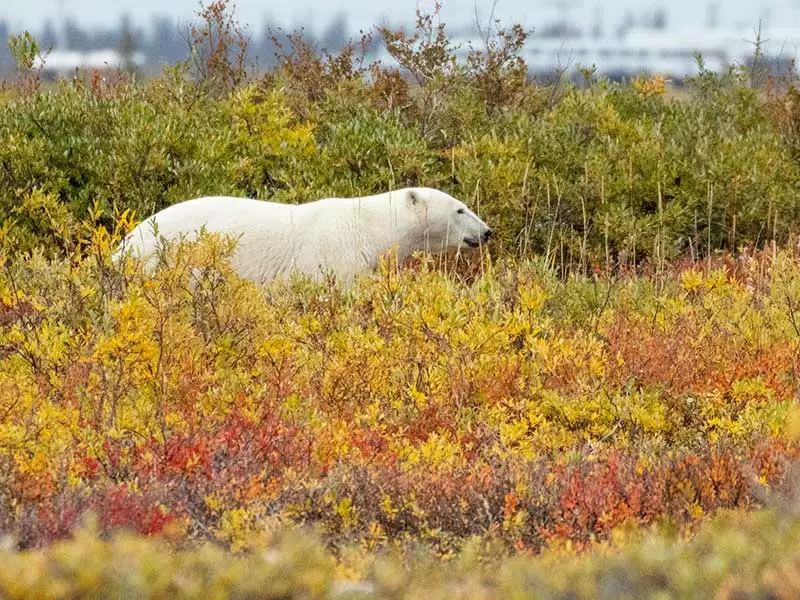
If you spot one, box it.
[403,187,493,252]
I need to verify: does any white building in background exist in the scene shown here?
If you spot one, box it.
[32,48,146,78]
[530,26,800,80]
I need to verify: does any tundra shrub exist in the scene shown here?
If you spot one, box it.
[0,229,798,552]
[3,3,800,268]
[4,0,800,590]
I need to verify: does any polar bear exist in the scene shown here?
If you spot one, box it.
[115,187,492,286]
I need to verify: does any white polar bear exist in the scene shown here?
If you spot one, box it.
[115,187,493,286]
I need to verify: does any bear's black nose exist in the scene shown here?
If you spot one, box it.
[483,229,493,240]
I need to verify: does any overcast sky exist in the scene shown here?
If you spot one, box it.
[4,0,799,38]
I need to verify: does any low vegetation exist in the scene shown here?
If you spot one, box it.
[2,1,800,597]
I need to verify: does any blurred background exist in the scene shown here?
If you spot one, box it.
[4,0,800,83]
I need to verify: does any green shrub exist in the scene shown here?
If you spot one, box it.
[3,1,800,269]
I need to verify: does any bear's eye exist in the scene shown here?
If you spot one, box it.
[457,208,465,214]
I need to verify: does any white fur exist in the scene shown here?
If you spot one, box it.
[115,187,492,286]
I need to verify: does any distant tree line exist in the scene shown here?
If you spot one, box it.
[0,11,357,74]
[0,5,679,77]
